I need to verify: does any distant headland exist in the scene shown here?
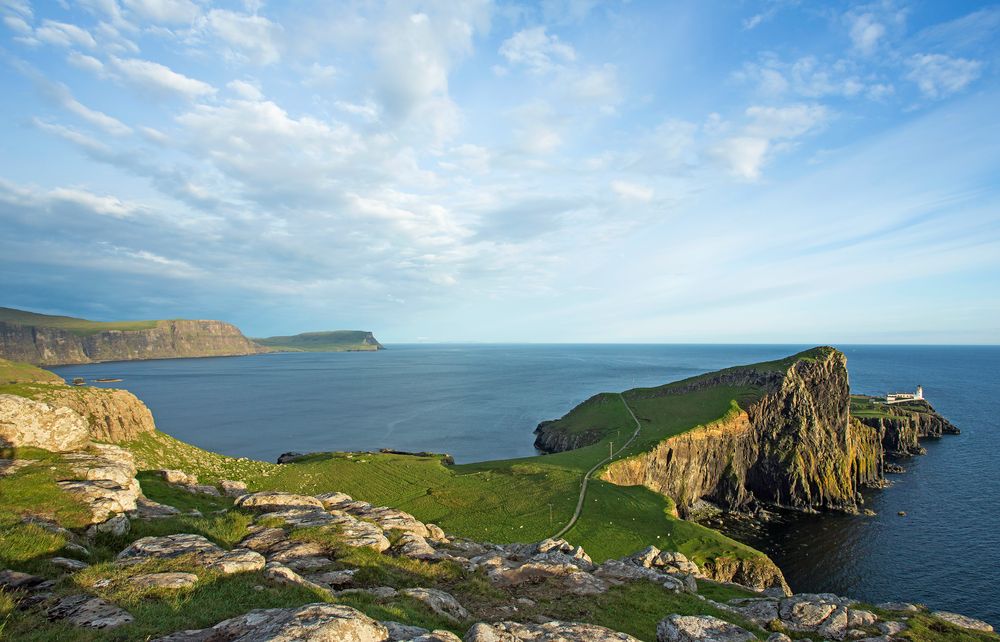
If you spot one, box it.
[0,306,382,365]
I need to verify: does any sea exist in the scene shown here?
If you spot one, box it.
[51,344,1000,626]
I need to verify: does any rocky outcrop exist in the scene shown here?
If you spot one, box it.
[466,621,641,641]
[39,387,156,443]
[657,615,755,642]
[723,593,882,641]
[0,318,266,366]
[0,394,90,451]
[534,420,606,453]
[601,349,883,515]
[117,534,266,574]
[853,398,960,456]
[152,603,392,641]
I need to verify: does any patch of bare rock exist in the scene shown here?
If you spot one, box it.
[151,603,461,641]
[118,533,266,574]
[0,394,90,451]
[465,620,641,641]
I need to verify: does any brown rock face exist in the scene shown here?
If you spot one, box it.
[601,349,883,515]
[0,319,266,366]
[41,388,156,443]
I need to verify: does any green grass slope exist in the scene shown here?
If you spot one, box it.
[0,307,159,336]
[254,330,383,352]
[0,358,65,384]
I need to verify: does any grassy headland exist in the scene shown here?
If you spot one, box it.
[0,307,159,336]
[253,330,383,352]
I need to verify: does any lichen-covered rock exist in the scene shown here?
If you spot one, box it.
[158,469,197,485]
[49,556,90,571]
[86,513,130,537]
[656,615,755,642]
[727,594,877,641]
[47,594,133,629]
[263,562,329,594]
[41,387,156,443]
[931,611,994,632]
[65,453,135,488]
[132,572,198,590]
[117,534,264,574]
[152,603,389,641]
[400,588,469,622]
[59,479,141,524]
[0,569,47,590]
[129,497,182,519]
[0,394,90,451]
[466,620,640,641]
[395,532,438,560]
[235,491,324,511]
[220,479,248,497]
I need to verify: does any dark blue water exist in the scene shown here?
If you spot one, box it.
[52,344,1000,625]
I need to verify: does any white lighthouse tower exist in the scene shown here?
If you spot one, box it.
[916,385,923,400]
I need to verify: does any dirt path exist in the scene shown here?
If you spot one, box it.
[551,392,642,540]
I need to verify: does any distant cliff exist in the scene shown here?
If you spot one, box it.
[254,330,383,352]
[0,308,267,365]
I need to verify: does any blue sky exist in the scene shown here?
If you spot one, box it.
[1,0,998,343]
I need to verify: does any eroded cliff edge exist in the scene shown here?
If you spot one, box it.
[0,318,267,366]
[601,349,884,515]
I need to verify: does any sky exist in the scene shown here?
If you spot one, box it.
[1,0,998,344]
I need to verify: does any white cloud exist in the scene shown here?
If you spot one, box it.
[570,63,620,106]
[61,93,132,136]
[49,187,136,218]
[370,3,489,143]
[123,0,200,24]
[499,26,576,74]
[848,12,886,55]
[744,104,829,139]
[712,104,830,180]
[66,52,105,75]
[110,56,216,99]
[34,20,96,48]
[611,180,653,202]
[0,0,32,18]
[227,79,263,100]
[736,56,869,99]
[3,14,30,33]
[200,9,282,65]
[335,100,380,123]
[906,54,982,99]
[710,137,771,180]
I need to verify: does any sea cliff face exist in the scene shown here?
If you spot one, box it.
[600,349,884,515]
[0,319,266,366]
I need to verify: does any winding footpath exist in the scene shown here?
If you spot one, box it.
[552,393,643,539]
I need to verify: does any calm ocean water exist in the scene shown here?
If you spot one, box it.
[52,344,1000,625]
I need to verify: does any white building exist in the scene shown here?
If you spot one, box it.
[886,386,923,404]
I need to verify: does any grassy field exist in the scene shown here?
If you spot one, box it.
[0,358,65,384]
[0,307,160,336]
[253,330,382,352]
